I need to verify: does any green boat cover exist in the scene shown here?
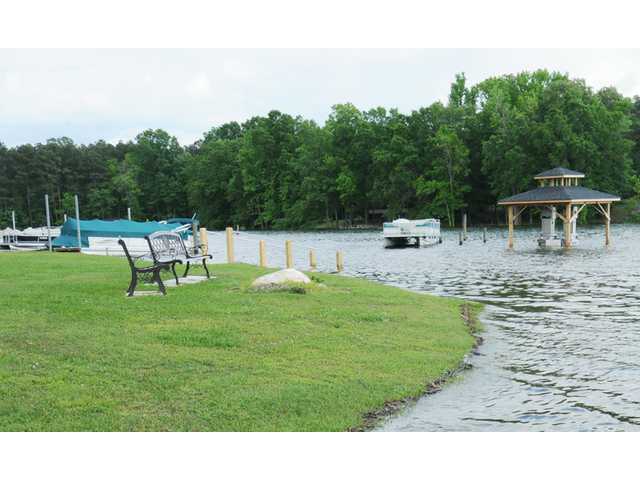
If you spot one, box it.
[52,218,187,248]
[165,217,197,225]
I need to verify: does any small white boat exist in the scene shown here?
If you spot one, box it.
[4,226,60,251]
[383,218,441,248]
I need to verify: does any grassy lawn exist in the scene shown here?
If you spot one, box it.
[0,252,479,431]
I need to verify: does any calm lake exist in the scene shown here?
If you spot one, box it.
[207,225,640,431]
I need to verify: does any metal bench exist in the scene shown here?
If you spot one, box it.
[145,231,213,285]
[118,238,172,296]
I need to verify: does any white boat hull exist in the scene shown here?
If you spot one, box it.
[383,218,441,248]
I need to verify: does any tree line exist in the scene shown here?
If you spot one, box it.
[2,69,639,229]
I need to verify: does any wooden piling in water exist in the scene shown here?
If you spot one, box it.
[458,231,463,246]
[462,213,467,240]
[259,240,267,267]
[336,251,344,272]
[483,227,487,244]
[285,240,293,268]
[225,227,234,263]
[309,249,317,270]
[199,227,208,255]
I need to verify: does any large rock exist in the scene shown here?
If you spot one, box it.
[251,268,311,288]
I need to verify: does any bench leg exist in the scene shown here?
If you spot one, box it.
[127,272,138,297]
[171,263,180,285]
[154,269,167,295]
[183,262,190,278]
[202,259,210,279]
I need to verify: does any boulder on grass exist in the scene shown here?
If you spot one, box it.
[251,268,311,289]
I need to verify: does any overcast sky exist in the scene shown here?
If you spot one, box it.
[1,49,639,147]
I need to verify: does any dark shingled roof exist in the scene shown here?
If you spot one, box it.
[534,167,585,178]
[498,186,620,205]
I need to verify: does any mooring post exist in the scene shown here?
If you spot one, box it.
[336,251,344,272]
[309,249,317,270]
[199,227,208,255]
[74,194,81,251]
[44,194,52,252]
[285,240,293,268]
[459,231,463,246]
[259,240,266,267]
[225,226,234,263]
[463,213,467,241]
[483,227,487,244]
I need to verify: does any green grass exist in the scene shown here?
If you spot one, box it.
[0,252,480,431]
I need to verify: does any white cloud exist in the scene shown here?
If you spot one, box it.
[185,73,212,98]
[0,49,639,147]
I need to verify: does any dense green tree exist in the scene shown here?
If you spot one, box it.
[1,70,638,229]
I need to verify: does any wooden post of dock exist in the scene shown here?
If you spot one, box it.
[74,194,81,251]
[462,213,467,241]
[285,240,293,268]
[309,249,317,270]
[336,251,344,272]
[605,203,611,247]
[44,194,52,252]
[563,203,572,249]
[458,231,463,246]
[483,227,487,244]
[199,227,208,255]
[225,226,234,263]
[259,240,267,267]
[507,206,514,249]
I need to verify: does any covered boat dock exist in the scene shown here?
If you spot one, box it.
[497,167,620,249]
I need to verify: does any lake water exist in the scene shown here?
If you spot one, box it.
[206,225,640,431]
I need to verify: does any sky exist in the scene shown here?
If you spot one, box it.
[1,49,639,147]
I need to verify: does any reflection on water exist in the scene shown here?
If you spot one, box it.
[208,225,640,431]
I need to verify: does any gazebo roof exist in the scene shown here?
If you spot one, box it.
[498,186,620,205]
[534,167,585,179]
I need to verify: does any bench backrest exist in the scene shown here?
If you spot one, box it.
[146,231,187,261]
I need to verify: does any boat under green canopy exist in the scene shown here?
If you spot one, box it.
[52,218,187,249]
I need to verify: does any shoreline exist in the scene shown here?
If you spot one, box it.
[350,303,484,432]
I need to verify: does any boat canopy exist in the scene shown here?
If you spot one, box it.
[52,218,187,248]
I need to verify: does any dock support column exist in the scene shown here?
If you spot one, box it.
[462,213,467,240]
[605,203,611,247]
[309,249,317,270]
[563,203,572,249]
[507,206,514,249]
[259,240,267,267]
[285,240,293,269]
[225,227,234,263]
[199,227,208,255]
